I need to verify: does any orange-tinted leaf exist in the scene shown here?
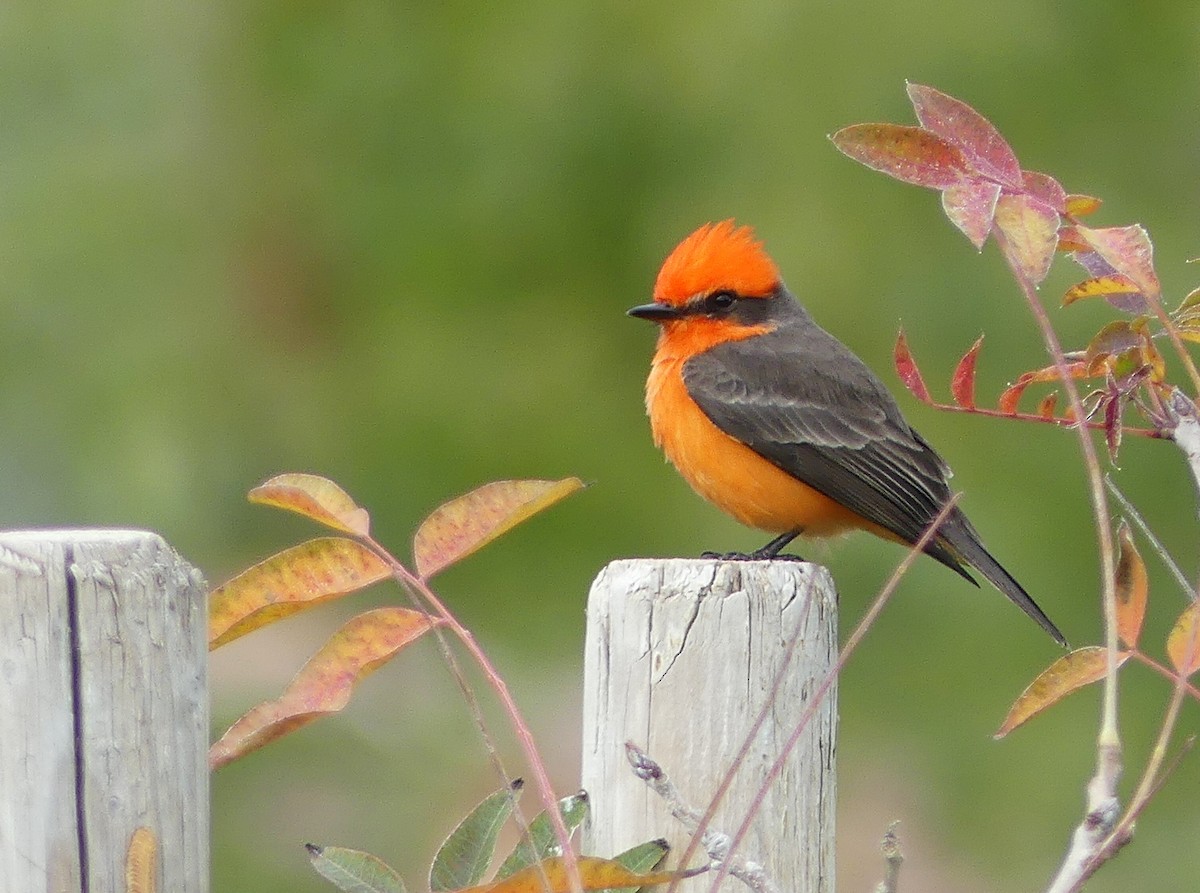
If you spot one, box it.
[249,473,371,537]
[893,329,931,402]
[1065,194,1103,217]
[1036,392,1058,419]
[994,192,1060,286]
[208,538,390,649]
[1021,171,1067,214]
[906,83,1022,187]
[951,335,983,409]
[998,376,1033,414]
[830,123,967,189]
[125,827,157,893]
[1166,600,1200,678]
[1076,224,1160,298]
[414,478,585,579]
[1115,522,1148,649]
[451,856,697,893]
[1056,225,1091,253]
[209,607,439,769]
[941,177,1000,249]
[995,647,1130,738]
[1062,275,1143,308]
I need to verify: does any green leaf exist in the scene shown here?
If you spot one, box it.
[596,840,671,893]
[430,781,523,892]
[495,791,590,879]
[307,844,407,893]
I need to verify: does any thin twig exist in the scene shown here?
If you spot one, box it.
[1105,476,1194,600]
[708,497,961,893]
[664,570,819,893]
[873,822,903,893]
[626,744,779,893]
[365,537,582,893]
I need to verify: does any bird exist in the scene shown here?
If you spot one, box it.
[628,219,1066,645]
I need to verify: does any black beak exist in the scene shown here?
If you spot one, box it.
[627,302,681,322]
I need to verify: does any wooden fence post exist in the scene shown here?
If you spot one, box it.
[0,529,208,893]
[581,559,837,892]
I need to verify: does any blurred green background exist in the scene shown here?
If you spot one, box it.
[4,2,1198,890]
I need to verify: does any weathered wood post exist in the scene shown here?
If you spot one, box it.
[0,530,208,893]
[582,559,837,892]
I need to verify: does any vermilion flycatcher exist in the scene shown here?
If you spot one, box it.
[629,220,1065,645]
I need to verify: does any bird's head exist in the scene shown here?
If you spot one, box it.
[628,221,784,350]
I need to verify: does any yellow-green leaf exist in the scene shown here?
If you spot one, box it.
[209,607,439,769]
[249,473,371,536]
[414,478,585,579]
[209,538,390,649]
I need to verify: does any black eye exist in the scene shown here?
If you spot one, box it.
[708,291,737,311]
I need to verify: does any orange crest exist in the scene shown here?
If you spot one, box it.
[653,220,780,305]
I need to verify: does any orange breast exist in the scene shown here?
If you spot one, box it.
[646,352,888,539]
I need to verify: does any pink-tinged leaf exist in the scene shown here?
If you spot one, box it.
[1076,224,1161,298]
[1021,171,1067,214]
[209,607,440,769]
[1062,275,1147,314]
[906,83,1022,187]
[830,123,967,189]
[1065,194,1103,217]
[413,478,585,579]
[995,646,1130,738]
[941,177,1001,249]
[1114,521,1148,649]
[994,193,1060,286]
[1036,392,1058,419]
[951,335,984,409]
[893,329,931,402]
[1167,600,1200,678]
[249,473,371,537]
[208,537,390,650]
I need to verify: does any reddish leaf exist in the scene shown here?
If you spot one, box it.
[941,177,1001,249]
[893,329,931,402]
[209,607,440,769]
[1103,393,1123,462]
[1036,392,1058,419]
[1021,171,1067,214]
[998,376,1033,414]
[451,856,697,893]
[995,647,1130,738]
[1076,224,1160,298]
[208,537,390,649]
[413,478,585,579]
[906,83,1022,187]
[830,123,967,189]
[994,193,1060,286]
[951,335,984,409]
[1114,523,1148,649]
[1167,600,1200,678]
[249,473,371,537]
[1062,275,1145,312]
[1065,194,1103,217]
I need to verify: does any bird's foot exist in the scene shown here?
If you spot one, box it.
[700,549,807,562]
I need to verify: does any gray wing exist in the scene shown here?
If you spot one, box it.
[683,322,970,573]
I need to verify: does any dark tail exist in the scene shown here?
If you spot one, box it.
[930,513,1068,647]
